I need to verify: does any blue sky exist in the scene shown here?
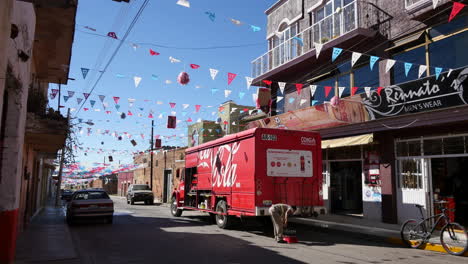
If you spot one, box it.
[52,0,277,169]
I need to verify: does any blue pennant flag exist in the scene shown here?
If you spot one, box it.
[139,107,144,111]
[200,128,205,132]
[116,74,125,78]
[332,47,343,62]
[78,118,83,123]
[293,37,304,46]
[370,56,379,71]
[205,11,215,22]
[90,100,96,108]
[435,67,443,80]
[182,111,187,116]
[215,129,221,134]
[251,25,261,32]
[151,74,158,80]
[311,100,320,106]
[115,104,120,110]
[81,68,89,79]
[404,62,413,77]
[63,96,69,103]
[239,91,245,99]
[288,97,295,104]
[211,88,218,95]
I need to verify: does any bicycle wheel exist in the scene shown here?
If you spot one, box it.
[401,219,425,248]
[440,222,468,256]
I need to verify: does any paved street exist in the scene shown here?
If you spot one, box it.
[15,196,465,264]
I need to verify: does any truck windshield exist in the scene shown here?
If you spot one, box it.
[133,185,150,190]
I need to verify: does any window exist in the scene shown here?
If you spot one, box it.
[429,30,468,73]
[73,191,110,200]
[353,64,380,94]
[313,0,357,43]
[133,184,150,190]
[400,159,422,189]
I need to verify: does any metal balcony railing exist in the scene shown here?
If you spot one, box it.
[251,0,359,78]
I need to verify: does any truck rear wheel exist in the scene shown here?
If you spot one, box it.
[171,196,182,217]
[215,200,232,229]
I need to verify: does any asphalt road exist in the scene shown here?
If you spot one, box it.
[65,196,466,264]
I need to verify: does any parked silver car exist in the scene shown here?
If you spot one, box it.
[66,190,114,224]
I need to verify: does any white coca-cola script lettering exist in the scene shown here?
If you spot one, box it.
[197,142,241,187]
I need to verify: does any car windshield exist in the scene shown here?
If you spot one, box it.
[73,191,109,200]
[133,185,150,190]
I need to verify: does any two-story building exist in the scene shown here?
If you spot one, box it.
[249,0,468,226]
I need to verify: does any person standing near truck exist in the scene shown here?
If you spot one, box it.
[269,204,295,243]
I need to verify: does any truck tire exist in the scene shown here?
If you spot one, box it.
[171,196,182,217]
[215,200,232,229]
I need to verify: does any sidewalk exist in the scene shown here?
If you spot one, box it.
[291,214,467,256]
[15,200,80,264]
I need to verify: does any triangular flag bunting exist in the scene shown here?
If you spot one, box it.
[209,68,218,80]
[433,0,439,9]
[205,11,215,22]
[351,52,362,67]
[310,85,317,97]
[385,59,396,73]
[377,87,384,96]
[364,87,372,98]
[190,64,200,69]
[331,47,343,62]
[169,56,181,63]
[182,104,189,109]
[151,74,158,80]
[211,88,218,95]
[351,87,359,96]
[239,91,245,99]
[134,76,142,88]
[449,2,465,22]
[295,83,303,95]
[83,93,90,99]
[77,98,83,105]
[263,80,272,86]
[176,0,190,8]
[149,49,160,56]
[148,113,153,118]
[447,69,453,77]
[338,87,346,98]
[195,105,201,112]
[435,67,443,80]
[115,104,120,110]
[98,95,105,102]
[278,82,286,94]
[418,65,427,78]
[127,111,133,116]
[107,32,118,39]
[370,56,379,70]
[227,73,237,85]
[251,25,261,32]
[325,86,333,98]
[314,43,323,58]
[277,96,284,103]
[68,91,75,98]
[300,99,307,105]
[63,96,69,103]
[288,97,295,104]
[245,77,253,89]
[90,100,96,108]
[404,62,413,77]
[169,102,176,108]
[81,68,89,79]
[113,96,120,104]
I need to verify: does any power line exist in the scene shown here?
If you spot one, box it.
[76,0,150,115]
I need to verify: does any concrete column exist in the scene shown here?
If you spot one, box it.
[0,0,13,123]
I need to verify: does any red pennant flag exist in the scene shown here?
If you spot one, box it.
[263,80,272,86]
[84,108,89,111]
[169,102,176,108]
[106,111,111,114]
[190,64,200,69]
[195,105,201,112]
[449,2,465,22]
[149,49,160,56]
[187,118,193,122]
[377,87,384,96]
[107,32,118,39]
[128,111,133,116]
[223,121,228,125]
[218,106,225,112]
[227,73,237,85]
[243,108,249,112]
[113,96,120,104]
[351,87,359,96]
[325,86,333,98]
[295,83,303,95]
[148,113,153,118]
[83,93,90,99]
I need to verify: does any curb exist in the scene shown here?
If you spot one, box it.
[386,237,468,256]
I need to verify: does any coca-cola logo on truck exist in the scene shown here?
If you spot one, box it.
[301,137,316,146]
[197,142,241,187]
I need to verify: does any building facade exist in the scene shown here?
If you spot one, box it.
[249,0,468,225]
[187,121,223,148]
[0,1,77,262]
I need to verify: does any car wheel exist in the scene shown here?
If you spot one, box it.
[130,198,135,205]
[170,196,182,217]
[215,200,232,229]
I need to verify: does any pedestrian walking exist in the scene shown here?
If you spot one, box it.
[269,203,295,243]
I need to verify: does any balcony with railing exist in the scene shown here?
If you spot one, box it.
[251,0,389,80]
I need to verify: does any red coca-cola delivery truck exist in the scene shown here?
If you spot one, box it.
[170,128,323,228]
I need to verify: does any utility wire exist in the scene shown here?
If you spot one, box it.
[76,0,150,115]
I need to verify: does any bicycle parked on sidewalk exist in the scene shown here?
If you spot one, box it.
[400,203,468,256]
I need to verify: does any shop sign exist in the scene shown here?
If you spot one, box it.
[363,67,468,120]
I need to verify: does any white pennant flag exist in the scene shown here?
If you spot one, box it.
[157,101,163,105]
[385,59,396,73]
[418,65,427,78]
[447,69,453,77]
[231,107,238,113]
[351,52,362,67]
[300,99,307,105]
[102,102,109,109]
[211,112,216,116]
[176,0,190,8]
[245,77,253,90]
[364,87,372,98]
[338,87,346,98]
[433,0,439,9]
[165,80,172,84]
[94,109,101,112]
[197,118,202,123]
[232,121,236,125]
[169,56,181,63]
[278,82,286,94]
[177,120,182,124]
[182,104,189,109]
[249,110,254,115]
[314,43,324,58]
[209,68,219,80]
[277,96,284,102]
[310,85,317,97]
[224,89,232,98]
[134,76,142,88]
[252,94,258,104]
[70,108,76,112]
